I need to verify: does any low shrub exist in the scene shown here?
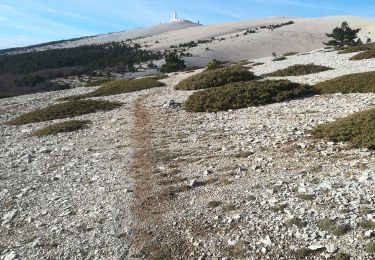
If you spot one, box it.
[175,66,255,90]
[86,79,111,87]
[283,52,299,56]
[338,43,375,54]
[206,59,224,70]
[315,71,375,94]
[365,242,375,254]
[252,62,264,66]
[350,49,375,60]
[31,120,90,136]
[266,64,333,77]
[6,100,121,125]
[59,78,165,101]
[185,80,315,112]
[272,56,287,61]
[160,52,186,73]
[150,74,169,80]
[312,108,375,149]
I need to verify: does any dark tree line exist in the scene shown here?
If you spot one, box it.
[0,42,162,74]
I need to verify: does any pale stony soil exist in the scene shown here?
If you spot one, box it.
[6,16,375,67]
[251,49,375,84]
[1,49,375,259]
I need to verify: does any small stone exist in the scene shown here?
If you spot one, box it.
[2,209,18,225]
[189,179,198,187]
[308,244,325,251]
[364,230,375,238]
[358,172,372,182]
[3,251,17,260]
[261,247,267,254]
[26,154,33,163]
[319,182,332,190]
[326,244,337,253]
[252,165,260,171]
[204,169,213,175]
[260,236,272,247]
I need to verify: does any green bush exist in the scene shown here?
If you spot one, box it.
[60,78,165,101]
[160,52,186,73]
[206,59,224,70]
[175,66,255,90]
[185,80,315,112]
[315,71,375,94]
[266,64,333,77]
[32,120,90,136]
[350,49,375,60]
[6,100,121,125]
[312,108,375,149]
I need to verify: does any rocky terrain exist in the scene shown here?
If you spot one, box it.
[1,48,375,259]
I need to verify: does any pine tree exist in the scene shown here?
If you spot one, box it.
[324,22,361,48]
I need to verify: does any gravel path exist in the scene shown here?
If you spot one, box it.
[1,49,375,259]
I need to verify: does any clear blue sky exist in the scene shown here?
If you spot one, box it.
[1,0,374,49]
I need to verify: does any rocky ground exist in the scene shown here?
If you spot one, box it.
[1,49,375,259]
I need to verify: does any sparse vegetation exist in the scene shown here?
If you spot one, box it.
[267,64,333,77]
[315,71,375,94]
[230,240,248,257]
[185,80,315,112]
[297,193,315,201]
[259,21,294,30]
[283,52,299,56]
[365,242,375,254]
[270,203,288,212]
[312,107,375,149]
[175,66,255,90]
[324,21,361,48]
[207,200,222,208]
[338,42,375,54]
[59,78,165,101]
[272,56,287,61]
[31,120,90,136]
[295,247,311,258]
[334,253,351,260]
[350,49,375,60]
[316,219,350,236]
[6,100,121,125]
[359,219,375,229]
[286,218,307,228]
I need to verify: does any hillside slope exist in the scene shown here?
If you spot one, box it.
[3,16,375,67]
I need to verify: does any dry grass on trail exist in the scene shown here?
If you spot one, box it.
[129,95,191,259]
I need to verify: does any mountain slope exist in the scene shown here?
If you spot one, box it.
[2,16,375,66]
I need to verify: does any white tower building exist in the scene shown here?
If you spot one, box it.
[170,11,183,22]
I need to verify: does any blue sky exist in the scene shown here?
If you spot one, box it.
[1,0,374,49]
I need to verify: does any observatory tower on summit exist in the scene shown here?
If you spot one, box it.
[170,11,184,23]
